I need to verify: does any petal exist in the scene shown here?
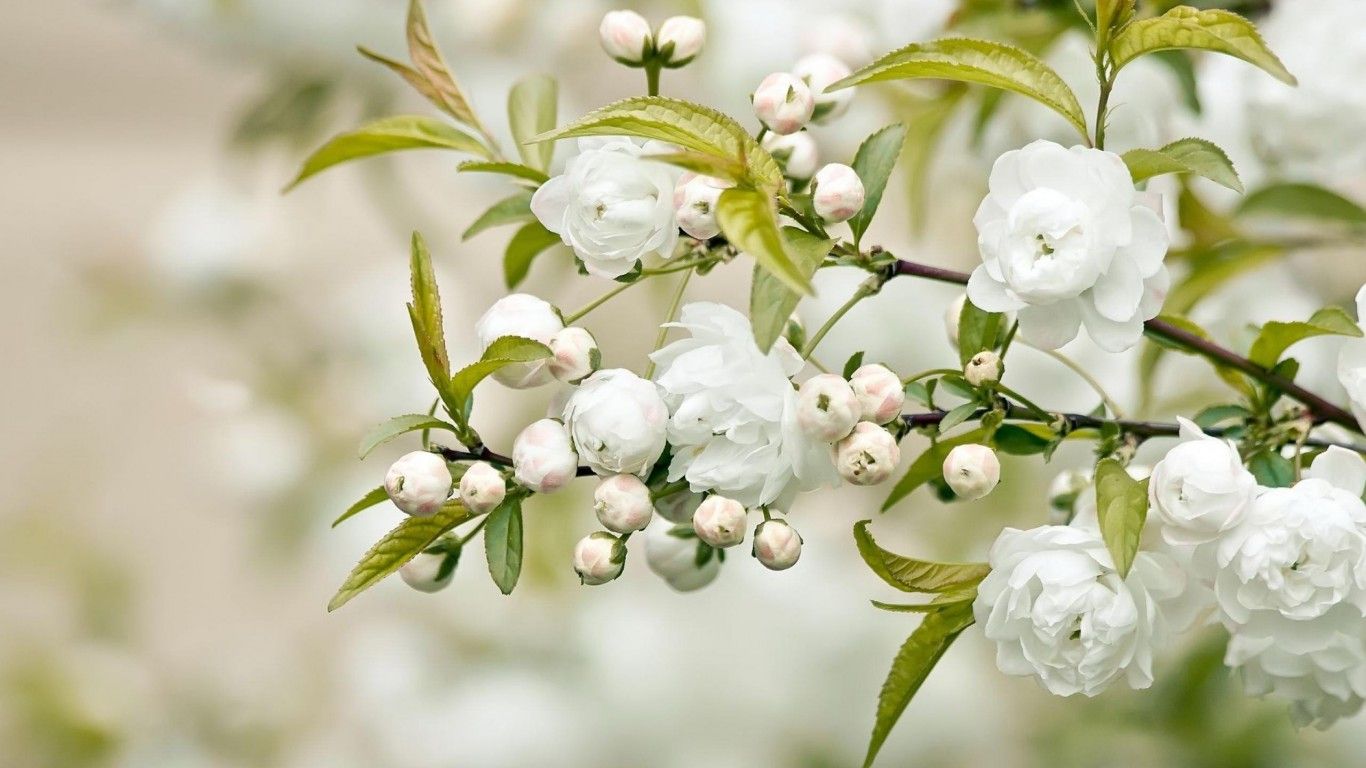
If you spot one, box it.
[530,176,571,236]
[1137,267,1170,319]
[987,147,1027,207]
[1018,301,1082,350]
[1090,254,1144,322]
[1121,206,1169,277]
[967,266,1026,312]
[1356,285,1366,324]
[1306,446,1366,497]
[1078,298,1144,352]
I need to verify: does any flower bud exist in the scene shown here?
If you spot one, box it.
[964,350,1002,386]
[656,16,705,66]
[793,53,855,123]
[548,326,600,384]
[475,293,564,388]
[599,10,652,64]
[752,72,815,135]
[458,461,505,515]
[654,488,703,523]
[796,373,861,442]
[1047,468,1090,524]
[752,519,802,571]
[674,175,725,240]
[512,419,579,494]
[944,293,967,348]
[833,422,901,485]
[692,495,747,548]
[761,131,819,180]
[572,531,626,586]
[594,474,654,533]
[645,522,720,591]
[849,363,905,425]
[384,451,452,517]
[942,444,1000,500]
[812,163,865,223]
[399,549,457,593]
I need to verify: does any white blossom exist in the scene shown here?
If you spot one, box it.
[475,294,564,389]
[833,422,900,486]
[598,10,651,64]
[562,368,669,477]
[458,461,506,515]
[761,131,819,180]
[594,474,654,534]
[752,72,815,135]
[656,16,705,66]
[644,521,720,592]
[692,495,747,548]
[849,363,904,425]
[967,140,1170,352]
[812,163,865,223]
[512,419,579,494]
[795,373,861,442]
[1337,286,1366,431]
[548,326,600,384]
[1148,418,1257,548]
[384,451,452,517]
[753,519,802,570]
[793,52,854,123]
[653,489,703,524]
[573,532,626,586]
[942,444,1000,500]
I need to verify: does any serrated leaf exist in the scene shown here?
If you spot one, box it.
[1248,306,1362,369]
[457,160,549,184]
[1236,183,1366,227]
[356,45,483,141]
[358,414,458,459]
[854,521,990,593]
[1110,6,1295,85]
[406,232,461,416]
[328,501,474,611]
[508,74,557,172]
[848,123,908,246]
[863,601,975,768]
[286,115,486,190]
[449,335,552,415]
[406,0,482,126]
[750,227,835,352]
[463,191,535,241]
[332,486,390,528]
[1122,137,1242,193]
[956,297,1003,366]
[883,429,989,511]
[1094,459,1148,578]
[531,96,783,187]
[831,37,1088,141]
[646,150,748,184]
[717,188,813,296]
[483,497,524,594]
[503,221,562,288]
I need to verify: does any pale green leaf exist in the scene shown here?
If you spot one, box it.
[462,191,534,241]
[456,160,549,184]
[503,221,562,288]
[332,486,389,528]
[358,414,458,459]
[287,115,486,189]
[406,232,462,417]
[848,123,908,246]
[355,45,471,132]
[449,335,552,413]
[882,429,988,511]
[483,497,524,595]
[406,0,482,125]
[853,521,990,593]
[508,74,557,171]
[956,297,1003,365]
[717,188,812,296]
[1122,137,1243,193]
[869,589,977,613]
[328,501,474,611]
[645,150,748,184]
[750,227,835,352]
[1248,306,1362,369]
[1237,183,1366,226]
[1110,6,1295,85]
[1094,458,1148,578]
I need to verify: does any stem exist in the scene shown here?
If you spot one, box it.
[435,444,597,477]
[1093,59,1112,150]
[646,64,661,96]
[756,126,770,143]
[801,280,877,360]
[458,515,491,546]
[993,383,1052,421]
[1031,345,1128,419]
[563,280,639,324]
[643,267,695,379]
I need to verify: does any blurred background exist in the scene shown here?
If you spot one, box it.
[4,0,1366,765]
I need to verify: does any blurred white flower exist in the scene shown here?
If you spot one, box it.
[475,293,564,388]
[644,520,720,591]
[598,9,652,63]
[399,550,455,593]
[793,52,854,123]
[563,368,669,477]
[1338,286,1366,430]
[656,16,706,66]
[761,130,819,180]
[1148,418,1257,549]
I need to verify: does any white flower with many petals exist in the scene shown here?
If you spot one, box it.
[968,140,1170,352]
[1338,286,1366,431]
[563,368,669,477]
[531,137,681,279]
[650,302,837,507]
[1148,417,1258,548]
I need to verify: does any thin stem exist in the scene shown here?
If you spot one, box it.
[903,368,966,385]
[643,267,695,379]
[801,281,876,360]
[993,382,1052,421]
[563,280,639,324]
[646,64,661,96]
[756,126,770,144]
[1093,60,1113,150]
[458,515,491,546]
[435,444,597,477]
[1030,344,1128,419]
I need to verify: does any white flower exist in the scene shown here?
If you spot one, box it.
[795,373,861,442]
[674,174,726,240]
[793,52,854,123]
[967,140,1170,352]
[384,451,452,517]
[531,137,681,279]
[812,163,865,223]
[644,521,720,592]
[656,16,705,66]
[1148,417,1257,548]
[594,474,654,534]
[573,532,626,586]
[650,302,837,507]
[833,422,900,486]
[692,495,747,548]
[752,72,815,135]
[563,368,669,477]
[975,524,1190,697]
[942,444,1000,500]
[475,294,564,388]
[547,326,600,384]
[963,350,1002,387]
[753,519,802,570]
[399,550,456,593]
[761,131,819,180]
[598,10,651,64]
[1337,286,1366,431]
[849,363,905,425]
[653,488,703,523]
[512,419,579,494]
[458,461,505,515]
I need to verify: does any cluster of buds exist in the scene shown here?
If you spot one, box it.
[690,494,804,572]
[599,10,705,68]
[794,365,905,485]
[751,52,857,136]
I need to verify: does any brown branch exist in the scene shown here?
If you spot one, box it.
[434,444,597,477]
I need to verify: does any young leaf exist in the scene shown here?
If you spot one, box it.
[332,486,390,528]
[956,298,1003,365]
[1248,450,1295,488]
[449,335,553,415]
[483,497,524,594]
[646,150,748,184]
[287,116,487,190]
[937,403,979,433]
[358,414,458,459]
[406,0,482,126]
[829,38,1089,141]
[848,123,908,246]
[843,352,867,381]
[508,74,557,172]
[1122,137,1243,193]
[853,521,990,593]
[863,601,975,768]
[463,191,535,241]
[882,429,989,511]
[750,227,835,352]
[717,188,813,296]
[1247,307,1362,369]
[1110,6,1296,85]
[1094,459,1148,578]
[870,588,977,613]
[407,232,460,415]
[457,161,549,184]
[328,501,474,611]
[1236,183,1366,227]
[1193,403,1251,430]
[503,221,562,288]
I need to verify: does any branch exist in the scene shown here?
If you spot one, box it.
[434,444,598,477]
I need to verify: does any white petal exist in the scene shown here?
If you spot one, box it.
[1137,267,1170,319]
[529,176,571,236]
[1018,301,1081,349]
[967,266,1025,312]
[1176,416,1206,441]
[1357,285,1366,324]
[1091,254,1144,322]
[1306,446,1366,497]
[1078,298,1144,352]
[1121,206,1169,277]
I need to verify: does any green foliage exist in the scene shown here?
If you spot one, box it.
[891,88,965,234]
[404,0,484,126]
[508,74,557,172]
[717,188,814,296]
[882,429,988,511]
[1122,137,1243,193]
[332,486,390,528]
[407,233,462,418]
[1094,459,1148,578]
[750,228,836,352]
[463,191,535,241]
[358,414,458,459]
[286,116,486,189]
[1237,182,1366,227]
[848,124,909,247]
[483,497,524,594]
[1248,450,1295,488]
[853,521,990,593]
[503,221,562,288]
[832,37,1088,141]
[449,335,553,419]
[328,501,474,611]
[647,150,748,184]
[457,161,549,184]
[1110,6,1295,85]
[956,298,1004,366]
[1248,307,1362,369]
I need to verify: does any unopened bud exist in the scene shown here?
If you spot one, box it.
[944,293,967,348]
[599,10,652,65]
[692,495,747,548]
[594,474,654,533]
[645,521,720,591]
[654,488,703,523]
[752,72,815,135]
[849,363,905,425]
[796,373,861,442]
[385,451,452,517]
[942,444,1000,500]
[572,531,626,585]
[512,418,579,494]
[793,53,855,123]
[548,326,600,384]
[656,16,705,66]
[761,131,819,180]
[399,548,458,593]
[834,422,901,485]
[964,350,1002,386]
[458,461,506,515]
[675,175,726,240]
[752,519,802,570]
[1047,468,1090,524]
[812,163,865,223]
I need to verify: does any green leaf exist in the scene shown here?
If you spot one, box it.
[1248,450,1295,488]
[508,73,557,172]
[938,402,979,433]
[1236,183,1366,227]
[358,414,457,459]
[531,96,783,187]
[1097,0,1136,35]
[883,429,988,511]
[992,424,1054,455]
[843,352,867,381]
[406,0,483,126]
[848,124,908,246]
[449,335,553,416]
[1094,459,1148,578]
[870,589,977,613]
[1248,307,1362,369]
[862,601,975,768]
[750,227,835,352]
[286,115,486,190]
[646,150,748,184]
[483,497,524,594]
[355,45,487,144]
[956,297,1003,366]
[332,486,390,528]
[894,87,966,234]
[1110,6,1296,85]
[831,38,1088,141]
[717,188,813,296]
[503,221,562,288]
[328,501,474,611]
[406,232,461,416]
[457,160,549,184]
[854,521,990,593]
[1193,404,1251,430]
[463,191,534,241]
[1122,137,1243,193]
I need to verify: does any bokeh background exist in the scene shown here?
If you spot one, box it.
[4,1,1366,765]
